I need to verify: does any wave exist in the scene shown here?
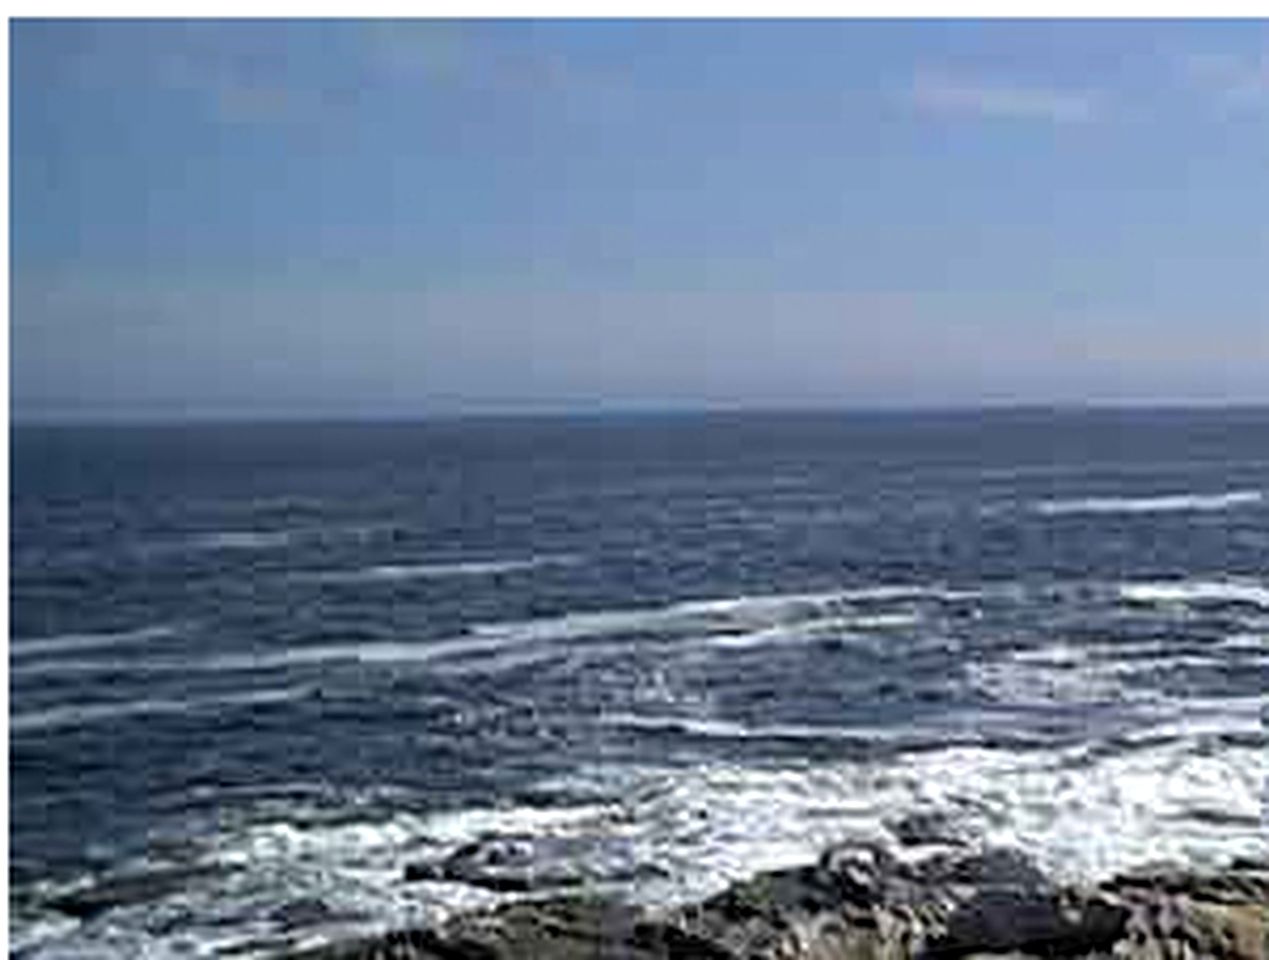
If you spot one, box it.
[1034,489,1264,516]
[471,585,971,647]
[10,686,310,735]
[293,555,579,585]
[9,624,183,659]
[147,523,404,555]
[1218,632,1268,652]
[5,579,1144,683]
[114,727,1269,947]
[528,731,1264,900]
[1119,578,1269,609]
[201,636,535,673]
[966,644,1233,711]
[597,713,834,741]
[185,530,299,551]
[14,708,1262,958]
[7,627,627,682]
[595,712,930,744]
[12,584,966,682]
[15,578,1262,687]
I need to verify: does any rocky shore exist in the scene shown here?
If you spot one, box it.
[285,844,1266,960]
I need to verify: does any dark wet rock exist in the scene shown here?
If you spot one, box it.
[887,811,969,849]
[291,901,684,960]
[450,900,731,960]
[287,848,1269,960]
[271,897,370,932]
[1103,864,1269,907]
[924,889,1128,957]
[1228,856,1269,873]
[404,834,652,894]
[403,836,578,893]
[1098,863,1268,960]
[217,933,309,956]
[403,861,446,884]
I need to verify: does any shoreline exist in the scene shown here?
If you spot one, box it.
[284,843,1267,960]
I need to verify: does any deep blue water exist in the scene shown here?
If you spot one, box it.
[10,411,1269,957]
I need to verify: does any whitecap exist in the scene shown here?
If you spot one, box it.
[471,585,970,649]
[1218,632,1268,652]
[1118,579,1269,609]
[186,530,298,551]
[965,637,1256,711]
[9,625,657,681]
[10,686,310,735]
[293,555,579,584]
[198,636,529,673]
[9,624,183,659]
[595,712,892,743]
[15,715,1261,958]
[1035,490,1264,516]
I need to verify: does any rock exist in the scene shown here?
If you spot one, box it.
[403,862,446,883]
[1182,902,1266,960]
[887,812,968,849]
[924,889,1128,957]
[286,848,1268,960]
[1096,860,1268,960]
[404,834,642,893]
[917,848,1050,893]
[403,839,551,893]
[442,899,689,960]
[271,897,366,931]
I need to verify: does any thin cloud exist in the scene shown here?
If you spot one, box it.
[910,71,1100,124]
[1180,51,1269,111]
[361,20,468,84]
[157,48,324,126]
[360,21,626,101]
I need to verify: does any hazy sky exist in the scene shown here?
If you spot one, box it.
[12,19,1269,420]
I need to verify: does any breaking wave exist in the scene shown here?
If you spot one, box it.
[1034,490,1263,516]
[16,720,1262,957]
[10,686,311,735]
[293,555,580,585]
[9,624,185,659]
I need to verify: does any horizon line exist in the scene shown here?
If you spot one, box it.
[12,400,1269,429]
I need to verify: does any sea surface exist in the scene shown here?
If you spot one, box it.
[10,411,1268,957]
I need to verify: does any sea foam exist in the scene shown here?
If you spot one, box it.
[294,555,579,585]
[9,624,184,659]
[1035,489,1264,516]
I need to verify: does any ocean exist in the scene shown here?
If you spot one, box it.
[9,410,1268,958]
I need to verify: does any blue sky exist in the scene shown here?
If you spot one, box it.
[11,19,1269,419]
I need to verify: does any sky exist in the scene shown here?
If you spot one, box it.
[11,19,1269,420]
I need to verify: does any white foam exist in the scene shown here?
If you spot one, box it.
[965,634,1263,712]
[11,614,622,681]
[16,716,1262,959]
[1035,490,1264,516]
[10,686,311,735]
[498,727,1265,904]
[472,585,968,649]
[9,624,183,659]
[294,555,578,584]
[672,590,850,618]
[0,581,1048,683]
[187,530,298,551]
[464,602,731,648]
[9,620,689,682]
[596,712,916,743]
[202,635,535,672]
[1218,632,1268,652]
[598,713,774,739]
[1119,579,1269,609]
